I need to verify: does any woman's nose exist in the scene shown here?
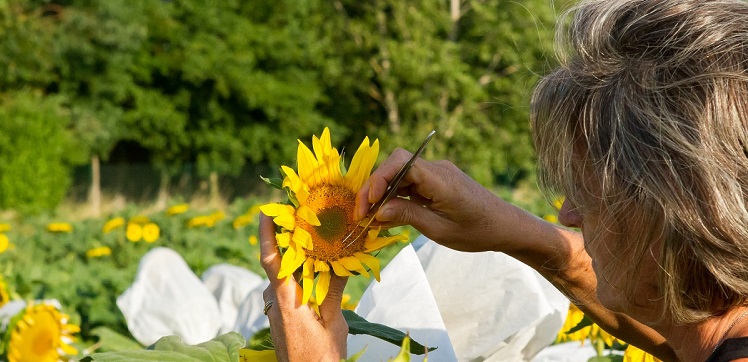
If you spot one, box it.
[558,198,583,229]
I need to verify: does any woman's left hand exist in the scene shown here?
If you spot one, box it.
[259,213,349,362]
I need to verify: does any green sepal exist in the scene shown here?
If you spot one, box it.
[342,346,367,362]
[260,175,283,190]
[247,327,274,351]
[343,310,436,355]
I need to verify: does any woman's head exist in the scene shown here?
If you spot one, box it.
[532,0,748,324]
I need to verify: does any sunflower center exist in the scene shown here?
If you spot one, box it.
[298,184,366,261]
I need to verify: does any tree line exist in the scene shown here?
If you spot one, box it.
[0,0,563,214]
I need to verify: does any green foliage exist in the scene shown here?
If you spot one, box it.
[343,310,436,355]
[0,0,562,207]
[81,332,245,362]
[0,91,84,213]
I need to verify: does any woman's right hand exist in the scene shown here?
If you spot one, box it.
[355,148,538,253]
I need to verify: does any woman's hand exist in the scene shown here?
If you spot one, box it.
[259,213,349,362]
[356,148,534,253]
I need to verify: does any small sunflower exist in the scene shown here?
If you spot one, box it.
[0,276,9,308]
[46,223,73,233]
[86,246,112,258]
[0,234,9,254]
[0,223,10,232]
[6,302,80,362]
[126,223,143,242]
[102,217,125,234]
[166,203,190,216]
[623,344,662,362]
[142,223,160,243]
[260,128,406,306]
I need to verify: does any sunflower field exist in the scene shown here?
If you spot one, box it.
[0,193,426,360]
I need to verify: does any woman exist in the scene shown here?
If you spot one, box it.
[260,0,748,360]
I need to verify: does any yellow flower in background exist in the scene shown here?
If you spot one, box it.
[543,214,558,223]
[142,223,160,243]
[86,246,112,258]
[102,217,125,234]
[46,222,73,233]
[0,223,11,232]
[261,128,407,306]
[166,203,190,216]
[341,293,358,311]
[249,235,258,246]
[233,205,262,229]
[557,304,621,346]
[623,344,662,362]
[187,211,225,228]
[0,233,9,254]
[553,197,565,210]
[556,304,589,343]
[126,223,143,242]
[7,302,80,362]
[0,276,9,308]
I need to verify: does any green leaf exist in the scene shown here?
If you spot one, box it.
[587,356,619,362]
[343,310,436,355]
[91,326,143,352]
[80,332,245,362]
[566,315,594,334]
[260,175,283,190]
[247,327,274,351]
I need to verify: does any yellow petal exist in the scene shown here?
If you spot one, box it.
[260,203,295,217]
[278,244,306,279]
[297,205,321,226]
[355,252,381,281]
[298,140,322,188]
[302,258,314,304]
[339,256,369,278]
[316,271,331,305]
[315,260,330,272]
[344,137,379,191]
[281,166,309,204]
[364,234,408,253]
[276,232,291,248]
[273,214,296,231]
[293,227,314,250]
[330,260,354,276]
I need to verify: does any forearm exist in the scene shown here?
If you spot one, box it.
[493,207,677,361]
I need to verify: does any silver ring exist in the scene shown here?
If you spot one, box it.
[263,300,273,315]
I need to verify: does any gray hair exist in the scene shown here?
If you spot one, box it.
[532,0,748,323]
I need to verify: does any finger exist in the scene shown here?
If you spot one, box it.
[375,197,447,236]
[259,213,282,280]
[356,149,413,220]
[318,274,348,320]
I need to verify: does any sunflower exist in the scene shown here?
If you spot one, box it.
[0,234,9,254]
[102,217,125,234]
[46,223,73,233]
[142,223,160,243]
[6,302,80,362]
[86,246,112,258]
[166,203,190,216]
[126,223,143,242]
[260,128,407,306]
[623,344,662,362]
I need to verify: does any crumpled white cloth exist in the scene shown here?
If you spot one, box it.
[117,247,224,346]
[348,237,569,362]
[117,241,571,361]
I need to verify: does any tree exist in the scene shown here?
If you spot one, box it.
[0,91,84,214]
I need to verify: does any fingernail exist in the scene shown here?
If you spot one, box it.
[378,205,395,221]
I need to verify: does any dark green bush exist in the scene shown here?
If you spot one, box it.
[0,91,83,214]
